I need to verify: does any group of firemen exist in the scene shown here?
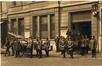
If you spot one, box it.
[4,30,97,59]
[55,35,97,58]
[55,29,97,58]
[4,36,51,58]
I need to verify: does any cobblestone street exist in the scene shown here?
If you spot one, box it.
[1,50,102,66]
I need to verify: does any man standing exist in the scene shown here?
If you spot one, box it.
[80,36,85,56]
[55,35,60,52]
[44,38,50,57]
[59,36,66,58]
[67,36,74,58]
[37,37,42,58]
[5,37,10,56]
[84,35,89,54]
[14,39,21,57]
[10,38,15,56]
[34,38,39,56]
[27,37,33,58]
[90,36,97,58]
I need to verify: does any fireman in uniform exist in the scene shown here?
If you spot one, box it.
[43,38,50,57]
[84,35,89,54]
[59,36,67,58]
[27,37,33,58]
[55,35,60,52]
[67,36,74,58]
[89,36,97,58]
[36,37,42,58]
[5,37,10,56]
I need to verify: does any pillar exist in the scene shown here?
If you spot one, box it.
[24,16,31,38]
[91,13,99,52]
[37,16,40,37]
[68,12,71,30]
[99,8,102,52]
[55,8,60,36]
[16,18,18,34]
[48,15,50,39]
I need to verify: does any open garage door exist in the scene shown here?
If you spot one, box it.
[71,10,91,38]
[72,22,91,38]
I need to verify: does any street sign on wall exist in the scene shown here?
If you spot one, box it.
[24,31,30,38]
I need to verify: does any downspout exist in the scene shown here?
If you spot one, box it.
[0,2,2,22]
[58,1,61,37]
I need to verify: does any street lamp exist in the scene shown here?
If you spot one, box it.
[92,2,99,17]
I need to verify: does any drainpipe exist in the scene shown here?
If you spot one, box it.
[99,3,102,52]
[0,2,2,22]
[58,1,61,37]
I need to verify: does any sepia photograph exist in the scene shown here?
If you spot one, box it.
[0,0,102,66]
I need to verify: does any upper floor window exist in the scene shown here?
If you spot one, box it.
[32,1,46,3]
[12,1,16,6]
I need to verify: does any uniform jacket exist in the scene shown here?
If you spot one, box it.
[89,39,97,50]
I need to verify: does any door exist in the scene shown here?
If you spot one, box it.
[72,22,91,38]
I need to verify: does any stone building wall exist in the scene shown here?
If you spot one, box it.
[0,1,102,52]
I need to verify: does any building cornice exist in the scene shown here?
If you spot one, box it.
[8,1,96,15]
[8,6,57,15]
[61,1,98,7]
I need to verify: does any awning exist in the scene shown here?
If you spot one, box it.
[8,32,24,39]
[71,11,91,23]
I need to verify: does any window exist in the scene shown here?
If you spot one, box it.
[50,14,55,39]
[11,19,16,34]
[12,1,16,6]
[18,18,24,36]
[32,16,37,39]
[40,15,48,39]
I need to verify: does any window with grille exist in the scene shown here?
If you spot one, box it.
[40,15,48,39]
[50,14,55,39]
[11,19,16,34]
[32,16,37,39]
[12,1,16,6]
[18,18,24,36]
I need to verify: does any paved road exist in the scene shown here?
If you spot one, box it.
[1,50,102,66]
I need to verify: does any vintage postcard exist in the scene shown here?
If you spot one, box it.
[0,0,102,66]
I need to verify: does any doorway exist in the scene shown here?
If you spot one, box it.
[1,20,8,47]
[72,22,91,38]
